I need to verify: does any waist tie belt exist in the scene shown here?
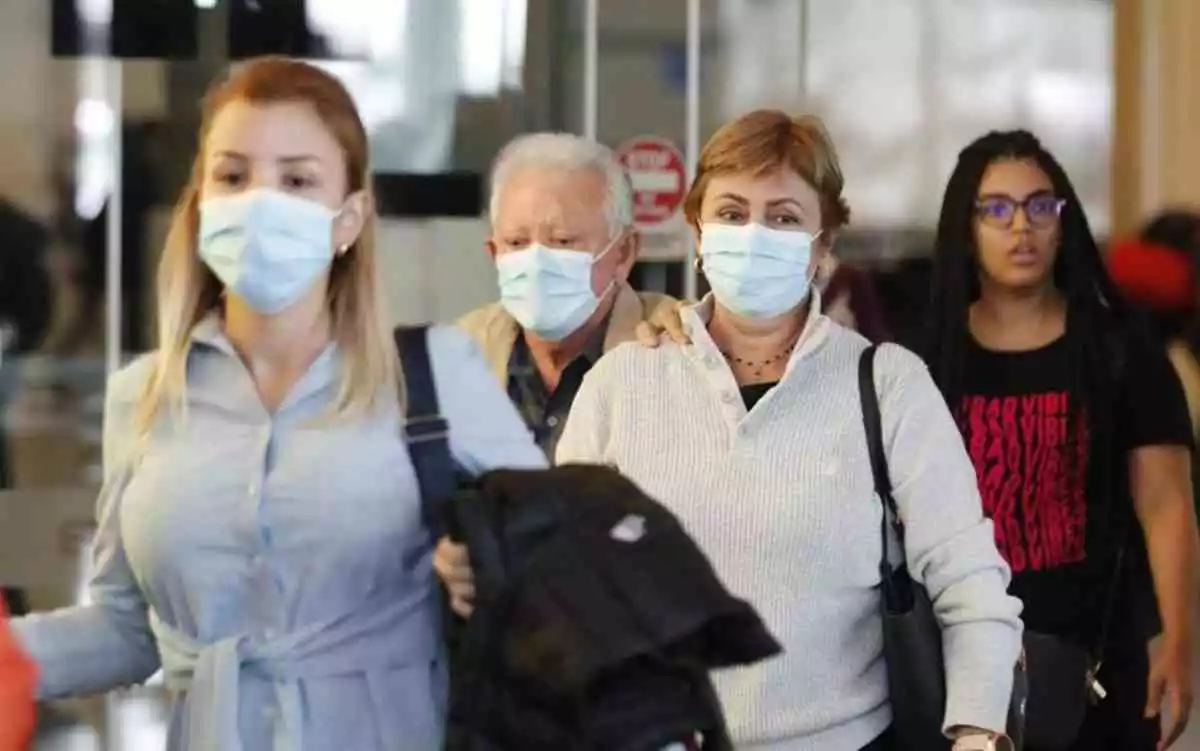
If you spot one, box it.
[149,593,439,751]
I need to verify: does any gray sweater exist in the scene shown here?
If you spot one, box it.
[557,299,1023,750]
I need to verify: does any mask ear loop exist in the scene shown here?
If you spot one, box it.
[593,230,625,263]
[807,228,829,293]
[592,230,628,301]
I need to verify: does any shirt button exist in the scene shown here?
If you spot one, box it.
[722,391,738,404]
[704,355,720,369]
[247,483,258,497]
[546,415,559,428]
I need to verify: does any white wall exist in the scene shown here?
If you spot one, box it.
[0,1,58,220]
[376,217,497,325]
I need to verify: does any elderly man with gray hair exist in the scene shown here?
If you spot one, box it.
[458,132,676,458]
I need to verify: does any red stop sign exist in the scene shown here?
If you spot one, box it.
[616,136,688,228]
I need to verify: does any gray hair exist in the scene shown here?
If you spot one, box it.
[488,132,635,237]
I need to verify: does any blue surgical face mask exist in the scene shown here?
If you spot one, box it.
[198,188,339,315]
[700,222,819,319]
[495,238,619,341]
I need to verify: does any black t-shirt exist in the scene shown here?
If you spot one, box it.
[958,326,1192,644]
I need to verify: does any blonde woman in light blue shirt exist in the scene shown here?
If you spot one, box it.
[8,57,544,751]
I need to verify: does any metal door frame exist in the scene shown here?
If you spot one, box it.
[581,0,704,300]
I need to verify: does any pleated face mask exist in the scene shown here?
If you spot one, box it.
[700,222,820,319]
[198,188,338,315]
[495,237,618,341]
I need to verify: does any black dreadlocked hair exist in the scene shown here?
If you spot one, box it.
[923,130,1130,484]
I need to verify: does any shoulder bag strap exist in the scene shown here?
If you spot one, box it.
[394,325,458,540]
[1092,322,1132,660]
[858,344,903,580]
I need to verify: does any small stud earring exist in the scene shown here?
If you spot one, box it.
[337,243,351,254]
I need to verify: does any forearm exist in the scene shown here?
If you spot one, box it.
[12,603,160,699]
[1143,497,1198,650]
[942,615,1021,733]
[918,521,1022,733]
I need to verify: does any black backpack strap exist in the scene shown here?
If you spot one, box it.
[394,325,458,539]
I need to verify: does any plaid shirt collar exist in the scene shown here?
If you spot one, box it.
[507,313,611,457]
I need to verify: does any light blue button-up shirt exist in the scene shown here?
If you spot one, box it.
[12,317,547,750]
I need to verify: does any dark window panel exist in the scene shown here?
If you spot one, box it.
[373,173,484,219]
[52,0,199,59]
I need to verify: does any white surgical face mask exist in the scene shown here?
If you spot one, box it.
[495,237,619,341]
[700,222,819,319]
[198,188,339,314]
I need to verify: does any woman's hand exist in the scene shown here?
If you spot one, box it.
[0,604,37,750]
[433,537,476,618]
[1146,638,1192,748]
[636,300,691,348]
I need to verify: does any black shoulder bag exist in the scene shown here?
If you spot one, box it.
[858,345,1027,750]
[1019,324,1131,749]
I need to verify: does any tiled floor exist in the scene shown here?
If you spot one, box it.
[23,605,1200,749]
[34,667,1200,750]
[34,691,168,751]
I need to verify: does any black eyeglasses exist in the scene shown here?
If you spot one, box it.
[975,193,1065,229]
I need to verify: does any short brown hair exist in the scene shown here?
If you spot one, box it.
[684,109,850,232]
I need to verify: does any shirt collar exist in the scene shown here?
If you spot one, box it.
[582,309,611,362]
[187,310,341,409]
[510,307,611,372]
[190,310,235,355]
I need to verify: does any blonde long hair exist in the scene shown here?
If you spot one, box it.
[135,57,398,435]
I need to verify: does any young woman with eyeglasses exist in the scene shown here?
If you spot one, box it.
[923,130,1198,750]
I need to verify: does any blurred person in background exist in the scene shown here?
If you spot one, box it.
[815,252,890,342]
[0,199,53,634]
[5,56,543,751]
[0,200,53,491]
[441,109,1022,751]
[456,133,676,459]
[1108,211,1200,439]
[924,131,1197,750]
[0,601,36,749]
